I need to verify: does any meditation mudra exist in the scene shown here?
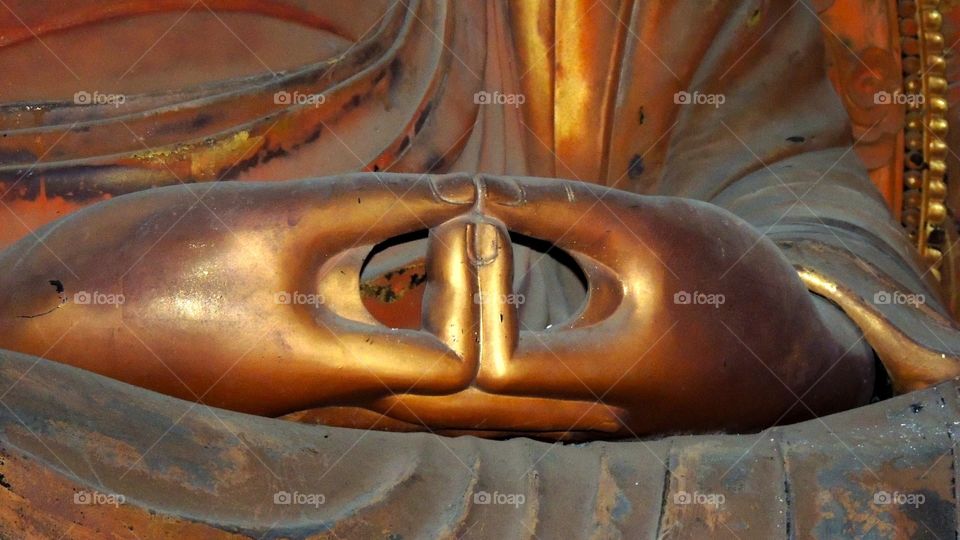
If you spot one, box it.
[1,0,958,441]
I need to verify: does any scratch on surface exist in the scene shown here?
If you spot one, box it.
[17,280,67,319]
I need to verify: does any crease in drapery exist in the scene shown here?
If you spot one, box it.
[457,0,960,391]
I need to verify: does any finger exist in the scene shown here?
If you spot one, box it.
[474,174,666,270]
[276,172,478,253]
[421,213,521,362]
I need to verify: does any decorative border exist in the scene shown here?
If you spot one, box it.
[900,0,950,279]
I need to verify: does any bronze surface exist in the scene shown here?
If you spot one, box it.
[2,0,960,537]
[0,174,875,437]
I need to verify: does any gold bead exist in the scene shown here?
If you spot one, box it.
[928,139,949,160]
[929,159,947,176]
[905,76,922,93]
[928,179,948,198]
[928,117,948,137]
[906,171,923,189]
[923,11,943,32]
[926,75,948,93]
[906,133,924,151]
[926,54,946,74]
[929,96,949,114]
[924,31,945,50]
[907,112,924,131]
[927,202,948,224]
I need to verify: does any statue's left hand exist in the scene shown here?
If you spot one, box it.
[466,175,875,432]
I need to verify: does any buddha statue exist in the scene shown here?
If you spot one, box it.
[1,0,960,537]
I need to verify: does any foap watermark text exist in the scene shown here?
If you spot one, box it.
[274,90,327,107]
[674,91,725,108]
[473,490,525,508]
[274,490,326,508]
[474,90,526,108]
[74,91,126,108]
[674,290,725,308]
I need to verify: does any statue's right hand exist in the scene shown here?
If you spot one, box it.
[0,173,478,415]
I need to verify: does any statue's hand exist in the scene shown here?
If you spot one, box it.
[0,173,870,432]
[0,174,482,415]
[468,175,871,432]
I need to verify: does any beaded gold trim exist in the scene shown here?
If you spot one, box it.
[900,0,949,280]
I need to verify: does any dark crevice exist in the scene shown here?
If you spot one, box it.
[775,433,795,540]
[414,101,432,134]
[17,306,61,319]
[654,443,674,539]
[872,354,894,403]
[425,153,446,173]
[627,154,645,179]
[17,279,68,318]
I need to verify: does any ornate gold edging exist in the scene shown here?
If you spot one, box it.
[797,265,960,392]
[900,0,950,280]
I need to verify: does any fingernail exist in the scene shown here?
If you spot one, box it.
[476,175,524,206]
[431,175,476,205]
[467,221,499,266]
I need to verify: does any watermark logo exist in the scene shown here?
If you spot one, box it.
[275,291,326,306]
[274,90,327,108]
[874,90,924,106]
[873,290,924,307]
[473,490,525,508]
[273,490,326,508]
[673,290,725,308]
[73,91,126,108]
[874,490,925,508]
[473,292,525,306]
[674,91,726,108]
[673,490,725,508]
[474,91,526,108]
[74,490,125,507]
[73,290,125,306]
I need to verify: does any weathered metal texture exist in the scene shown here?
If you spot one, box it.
[1,1,960,537]
[0,0,484,250]
[784,385,957,539]
[0,347,958,538]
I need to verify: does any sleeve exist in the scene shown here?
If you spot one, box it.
[653,0,960,392]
